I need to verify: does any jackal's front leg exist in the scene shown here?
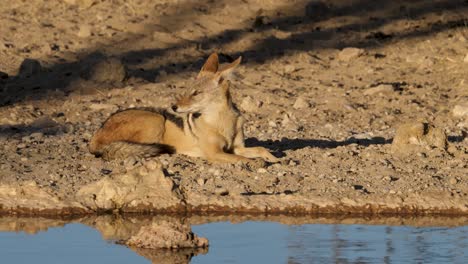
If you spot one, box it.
[234,146,279,163]
[232,117,279,163]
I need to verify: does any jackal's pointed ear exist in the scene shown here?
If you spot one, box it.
[215,56,242,83]
[197,53,219,78]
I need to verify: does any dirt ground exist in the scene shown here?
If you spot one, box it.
[0,0,467,214]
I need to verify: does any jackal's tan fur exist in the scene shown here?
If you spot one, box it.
[89,53,279,165]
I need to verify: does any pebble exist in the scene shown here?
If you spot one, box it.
[215,187,229,196]
[449,177,458,185]
[196,178,206,186]
[89,103,118,111]
[19,58,42,77]
[284,65,296,74]
[364,84,394,96]
[63,0,95,8]
[77,25,92,38]
[17,143,26,149]
[338,47,364,61]
[452,103,468,118]
[240,96,262,112]
[293,97,311,109]
[30,132,44,140]
[257,168,267,173]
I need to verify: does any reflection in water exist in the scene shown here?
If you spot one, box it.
[285,224,468,264]
[0,215,467,264]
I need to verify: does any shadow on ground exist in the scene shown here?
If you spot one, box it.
[0,0,467,106]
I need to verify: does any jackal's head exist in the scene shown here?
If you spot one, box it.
[171,53,241,114]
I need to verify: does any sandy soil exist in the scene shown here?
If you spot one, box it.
[0,0,467,214]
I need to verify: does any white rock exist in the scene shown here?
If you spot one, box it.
[293,97,311,109]
[240,96,261,112]
[453,103,468,118]
[284,65,295,74]
[77,25,92,38]
[338,47,364,61]
[364,84,394,95]
[88,103,118,111]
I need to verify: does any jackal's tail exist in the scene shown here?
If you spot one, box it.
[93,141,175,160]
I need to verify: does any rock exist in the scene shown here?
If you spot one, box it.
[17,143,26,149]
[464,54,468,63]
[18,58,42,77]
[240,96,262,112]
[453,103,468,118]
[196,178,206,186]
[77,25,92,38]
[76,161,183,212]
[448,177,458,185]
[88,103,118,111]
[273,30,292,40]
[30,132,44,140]
[63,0,95,8]
[82,57,127,83]
[391,122,447,154]
[338,47,365,61]
[31,116,59,129]
[364,84,394,96]
[257,168,267,173]
[284,65,296,74]
[0,181,85,212]
[125,221,208,249]
[293,97,311,109]
[214,187,229,196]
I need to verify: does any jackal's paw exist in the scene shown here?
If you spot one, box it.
[242,158,266,170]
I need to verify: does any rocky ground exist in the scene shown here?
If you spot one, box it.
[0,0,467,215]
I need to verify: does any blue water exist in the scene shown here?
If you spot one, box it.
[0,220,467,264]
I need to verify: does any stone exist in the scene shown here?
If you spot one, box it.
[125,221,209,249]
[284,65,295,74]
[391,122,447,154]
[364,84,394,96]
[30,132,44,140]
[0,181,85,212]
[338,47,365,61]
[63,0,95,8]
[464,54,468,63]
[240,96,262,112]
[31,116,59,129]
[77,25,92,38]
[76,161,183,212]
[453,103,468,118]
[18,58,42,77]
[293,97,311,109]
[88,103,118,111]
[82,57,127,83]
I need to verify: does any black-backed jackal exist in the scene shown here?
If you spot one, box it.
[89,53,279,166]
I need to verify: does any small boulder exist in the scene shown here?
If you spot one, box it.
[453,103,468,118]
[391,122,447,154]
[240,96,262,112]
[338,47,364,61]
[19,59,42,78]
[364,84,394,96]
[77,25,92,38]
[293,97,311,109]
[125,221,209,249]
[81,57,127,84]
